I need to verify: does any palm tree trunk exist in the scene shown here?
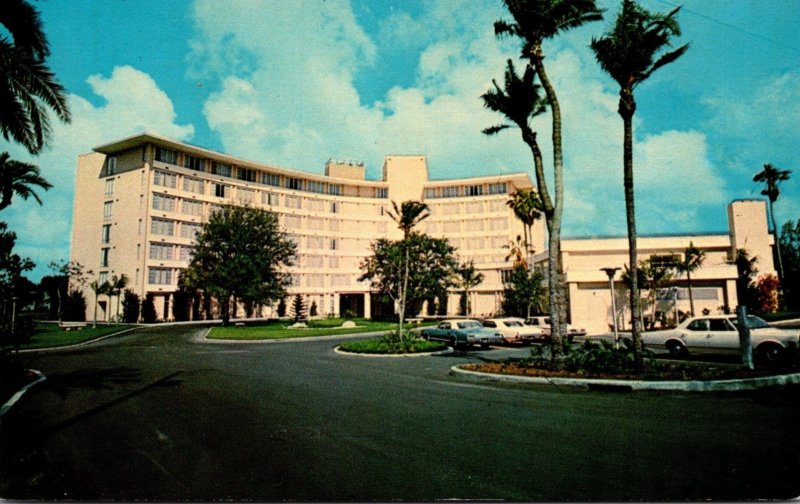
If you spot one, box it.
[93,293,98,329]
[769,200,785,284]
[531,43,566,360]
[621,95,643,368]
[687,270,695,317]
[398,245,409,344]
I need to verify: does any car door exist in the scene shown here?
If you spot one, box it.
[682,318,711,352]
[705,318,739,354]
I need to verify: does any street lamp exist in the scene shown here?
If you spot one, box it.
[600,267,621,349]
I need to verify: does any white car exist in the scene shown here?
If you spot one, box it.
[524,316,587,342]
[642,314,799,366]
[482,318,545,345]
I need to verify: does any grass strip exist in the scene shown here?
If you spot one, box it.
[207,319,433,341]
[339,337,446,354]
[11,323,131,350]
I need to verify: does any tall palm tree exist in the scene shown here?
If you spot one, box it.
[753,163,792,283]
[590,0,688,367]
[457,261,484,316]
[386,200,430,342]
[0,151,52,210]
[675,242,705,317]
[494,0,603,358]
[506,188,543,259]
[0,0,71,154]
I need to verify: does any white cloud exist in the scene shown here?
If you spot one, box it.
[189,0,733,238]
[2,65,193,280]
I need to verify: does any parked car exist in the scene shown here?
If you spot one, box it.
[642,314,799,366]
[524,316,587,342]
[482,317,545,344]
[421,319,504,349]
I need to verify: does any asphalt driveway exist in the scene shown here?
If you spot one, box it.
[2,324,799,500]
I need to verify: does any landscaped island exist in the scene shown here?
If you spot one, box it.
[207,318,433,341]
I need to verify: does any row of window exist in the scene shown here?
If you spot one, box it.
[423,182,507,199]
[423,218,509,234]
[154,147,350,196]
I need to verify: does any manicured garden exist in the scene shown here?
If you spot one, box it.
[207,318,433,341]
[338,336,446,355]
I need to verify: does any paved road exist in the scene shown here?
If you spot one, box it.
[2,325,799,501]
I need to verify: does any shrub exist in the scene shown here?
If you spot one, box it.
[528,339,652,376]
[172,290,191,321]
[63,289,87,321]
[277,298,287,317]
[122,289,140,323]
[756,274,780,313]
[142,294,157,323]
[291,294,307,322]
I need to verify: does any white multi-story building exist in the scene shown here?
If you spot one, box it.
[70,132,537,321]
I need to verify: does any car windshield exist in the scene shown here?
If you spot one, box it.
[457,321,481,329]
[505,321,523,327]
[729,316,770,329]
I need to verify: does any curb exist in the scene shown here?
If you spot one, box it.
[334,346,453,358]
[450,365,800,392]
[0,369,46,418]
[16,327,139,353]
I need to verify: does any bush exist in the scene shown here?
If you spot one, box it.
[277,298,287,317]
[528,339,652,376]
[63,289,87,321]
[341,333,446,354]
[142,294,157,323]
[122,289,140,323]
[172,290,191,321]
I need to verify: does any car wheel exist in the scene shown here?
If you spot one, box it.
[450,336,458,349]
[421,332,429,341]
[666,340,688,358]
[755,343,785,368]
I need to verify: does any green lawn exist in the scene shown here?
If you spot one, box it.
[208,319,432,341]
[11,322,132,350]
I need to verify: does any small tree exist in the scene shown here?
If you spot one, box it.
[309,300,318,317]
[122,289,140,323]
[48,260,91,322]
[457,261,484,317]
[502,265,546,318]
[779,220,800,310]
[63,290,87,322]
[291,294,307,323]
[277,298,287,318]
[172,290,191,322]
[735,249,760,311]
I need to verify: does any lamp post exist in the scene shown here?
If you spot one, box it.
[601,267,621,349]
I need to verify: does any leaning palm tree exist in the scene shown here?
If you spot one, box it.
[753,163,792,283]
[503,235,530,269]
[0,0,71,153]
[507,188,543,260]
[590,0,688,367]
[494,0,603,358]
[675,242,705,317]
[386,200,430,343]
[0,152,52,210]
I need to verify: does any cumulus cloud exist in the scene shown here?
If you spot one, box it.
[189,0,733,238]
[2,65,193,280]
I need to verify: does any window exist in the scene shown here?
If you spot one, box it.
[307,217,324,230]
[423,188,437,199]
[687,319,709,331]
[284,215,301,229]
[151,218,175,236]
[212,183,229,198]
[442,186,459,198]
[488,182,507,195]
[102,224,111,244]
[154,170,177,188]
[99,272,108,285]
[328,184,342,196]
[184,155,205,172]
[328,256,339,269]
[305,255,323,268]
[443,221,460,233]
[103,201,113,221]
[285,177,302,190]
[307,236,323,249]
[178,245,193,261]
[183,177,204,194]
[263,192,279,206]
[182,199,203,216]
[262,172,281,187]
[329,238,338,250]
[466,220,484,232]
[375,188,388,199]
[106,156,117,175]
[148,267,173,285]
[212,162,232,177]
[466,201,484,214]
[467,185,483,197]
[155,147,178,164]
[709,318,734,331]
[237,167,257,182]
[237,188,255,203]
[149,243,173,260]
[181,222,202,239]
[306,199,325,212]
[307,180,325,194]
[100,248,109,267]
[284,195,301,209]
[152,193,176,212]
[104,178,114,197]
[330,202,339,213]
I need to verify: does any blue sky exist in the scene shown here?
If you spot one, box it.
[3,0,799,281]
